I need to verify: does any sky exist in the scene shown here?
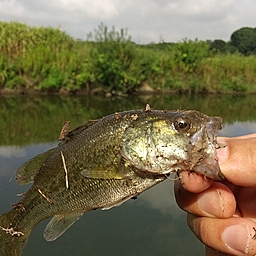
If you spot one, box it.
[0,0,255,44]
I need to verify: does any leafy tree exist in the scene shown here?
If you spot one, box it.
[230,27,256,55]
[86,23,139,92]
[209,39,227,53]
[225,42,238,54]
[172,38,209,72]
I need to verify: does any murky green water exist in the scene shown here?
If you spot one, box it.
[0,94,256,256]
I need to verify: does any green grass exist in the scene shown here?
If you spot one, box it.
[0,21,256,94]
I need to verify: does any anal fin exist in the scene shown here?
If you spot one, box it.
[43,213,83,242]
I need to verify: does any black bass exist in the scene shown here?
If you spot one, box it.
[0,107,224,256]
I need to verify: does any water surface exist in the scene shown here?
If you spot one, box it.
[0,94,255,256]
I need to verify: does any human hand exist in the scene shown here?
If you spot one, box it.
[174,133,256,256]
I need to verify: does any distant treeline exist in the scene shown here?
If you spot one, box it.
[0,21,256,94]
[209,27,256,55]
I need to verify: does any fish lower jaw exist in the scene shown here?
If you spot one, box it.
[164,165,190,175]
[140,164,186,176]
[191,156,225,181]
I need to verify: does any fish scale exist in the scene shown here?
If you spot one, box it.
[0,108,223,256]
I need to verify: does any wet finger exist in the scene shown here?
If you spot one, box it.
[175,180,236,218]
[217,137,256,187]
[177,170,213,193]
[188,214,256,256]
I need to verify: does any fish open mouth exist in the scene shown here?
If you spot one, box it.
[189,116,225,181]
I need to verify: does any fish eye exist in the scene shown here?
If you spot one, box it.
[174,117,190,132]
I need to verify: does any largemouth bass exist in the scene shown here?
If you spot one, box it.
[0,107,224,256]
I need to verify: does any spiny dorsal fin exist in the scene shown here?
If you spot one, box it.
[59,121,70,141]
[44,213,83,242]
[16,148,55,185]
[61,120,98,143]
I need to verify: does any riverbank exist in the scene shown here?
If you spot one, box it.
[1,22,256,95]
[1,83,256,96]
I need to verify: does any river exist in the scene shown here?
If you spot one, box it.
[0,93,256,256]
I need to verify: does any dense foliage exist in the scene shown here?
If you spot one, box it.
[230,27,256,55]
[0,21,255,94]
[209,27,256,55]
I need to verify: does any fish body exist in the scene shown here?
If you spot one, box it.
[0,108,223,256]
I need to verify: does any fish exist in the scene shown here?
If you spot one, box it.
[0,107,224,256]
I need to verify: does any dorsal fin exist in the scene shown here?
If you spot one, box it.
[44,213,83,242]
[16,148,55,185]
[59,121,70,140]
[61,120,98,143]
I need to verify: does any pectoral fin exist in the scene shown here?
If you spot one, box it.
[44,213,84,242]
[81,167,124,179]
[16,148,55,185]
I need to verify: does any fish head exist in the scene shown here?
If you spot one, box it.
[120,110,224,180]
[180,111,224,180]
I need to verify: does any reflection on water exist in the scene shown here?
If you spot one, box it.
[0,94,256,256]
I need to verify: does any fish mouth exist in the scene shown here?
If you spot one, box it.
[189,116,225,181]
[192,155,225,181]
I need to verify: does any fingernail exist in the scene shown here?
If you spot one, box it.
[198,190,223,217]
[222,224,250,254]
[217,140,228,163]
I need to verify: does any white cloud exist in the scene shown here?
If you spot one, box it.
[58,0,119,18]
[0,0,25,18]
[0,0,255,43]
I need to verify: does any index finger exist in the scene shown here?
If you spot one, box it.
[217,135,256,187]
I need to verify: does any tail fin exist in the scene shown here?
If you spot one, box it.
[0,211,31,256]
